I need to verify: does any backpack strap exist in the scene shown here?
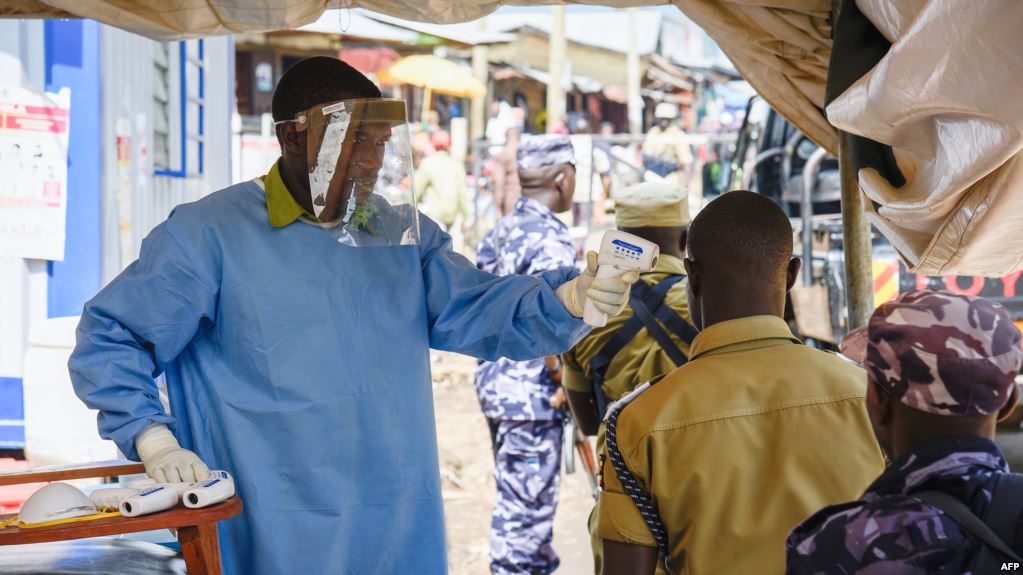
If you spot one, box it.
[603,376,670,559]
[637,276,698,361]
[913,489,1023,567]
[632,298,687,367]
[981,473,1023,569]
[587,281,651,420]
[586,275,697,420]
[650,294,699,350]
[631,282,688,368]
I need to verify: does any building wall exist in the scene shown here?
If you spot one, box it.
[0,20,52,451]
[488,32,641,88]
[0,20,234,452]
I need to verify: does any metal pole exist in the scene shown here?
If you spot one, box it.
[801,147,828,286]
[839,132,874,329]
[546,6,566,133]
[829,0,874,330]
[741,148,785,191]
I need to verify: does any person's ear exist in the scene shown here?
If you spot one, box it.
[997,383,1021,423]
[279,123,304,156]
[684,257,700,295]
[869,382,894,426]
[560,164,577,202]
[785,258,802,292]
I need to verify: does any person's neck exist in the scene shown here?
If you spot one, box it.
[657,246,683,260]
[520,190,558,212]
[278,160,314,214]
[891,423,996,460]
[698,287,785,329]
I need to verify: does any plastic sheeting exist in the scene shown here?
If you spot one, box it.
[828,0,1023,276]
[2,0,1021,275]
[673,0,835,152]
[0,0,839,168]
[0,539,186,574]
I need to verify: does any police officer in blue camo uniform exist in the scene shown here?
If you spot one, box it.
[786,290,1023,574]
[475,134,590,575]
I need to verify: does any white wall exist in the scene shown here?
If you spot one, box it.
[0,20,47,385]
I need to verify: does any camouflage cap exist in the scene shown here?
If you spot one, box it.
[516,134,574,171]
[841,290,1022,416]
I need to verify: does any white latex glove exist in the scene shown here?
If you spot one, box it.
[135,423,209,484]
[556,251,640,318]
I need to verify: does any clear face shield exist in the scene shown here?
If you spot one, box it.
[279,98,419,247]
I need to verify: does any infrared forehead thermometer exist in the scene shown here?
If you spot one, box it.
[93,471,236,518]
[583,230,659,327]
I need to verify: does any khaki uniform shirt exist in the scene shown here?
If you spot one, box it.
[597,315,885,575]
[564,254,691,575]
[563,253,692,455]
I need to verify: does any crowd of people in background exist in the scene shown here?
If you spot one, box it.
[402,94,1023,575]
[406,96,727,265]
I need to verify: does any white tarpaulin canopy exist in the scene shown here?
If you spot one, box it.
[2,0,1021,276]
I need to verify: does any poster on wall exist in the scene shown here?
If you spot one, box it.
[0,84,70,261]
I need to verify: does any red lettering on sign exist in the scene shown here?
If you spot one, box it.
[945,276,985,296]
[916,275,930,291]
[1001,272,1023,298]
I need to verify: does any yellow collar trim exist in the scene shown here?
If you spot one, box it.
[262,161,315,228]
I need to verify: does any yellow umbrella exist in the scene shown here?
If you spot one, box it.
[379,54,486,119]
[380,54,486,98]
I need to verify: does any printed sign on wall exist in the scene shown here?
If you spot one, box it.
[0,85,70,261]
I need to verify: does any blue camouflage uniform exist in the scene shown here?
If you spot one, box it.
[787,290,1023,574]
[787,436,1011,575]
[475,195,576,575]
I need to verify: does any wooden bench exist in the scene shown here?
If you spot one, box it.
[0,460,242,575]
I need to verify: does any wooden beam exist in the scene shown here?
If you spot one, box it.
[471,44,489,141]
[179,522,224,575]
[0,460,145,487]
[0,497,242,545]
[546,6,566,132]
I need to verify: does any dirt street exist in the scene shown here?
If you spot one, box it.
[432,352,596,575]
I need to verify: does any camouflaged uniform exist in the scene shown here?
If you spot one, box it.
[475,196,576,575]
[788,290,1023,574]
[787,436,1014,574]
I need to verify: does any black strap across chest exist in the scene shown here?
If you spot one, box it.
[587,275,697,420]
[603,378,671,570]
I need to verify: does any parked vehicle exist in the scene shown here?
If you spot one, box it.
[727,97,1023,344]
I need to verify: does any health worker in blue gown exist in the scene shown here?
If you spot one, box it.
[68,57,636,575]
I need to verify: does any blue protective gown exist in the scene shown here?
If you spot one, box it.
[68,180,588,575]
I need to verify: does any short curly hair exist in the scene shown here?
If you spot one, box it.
[271,56,381,122]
